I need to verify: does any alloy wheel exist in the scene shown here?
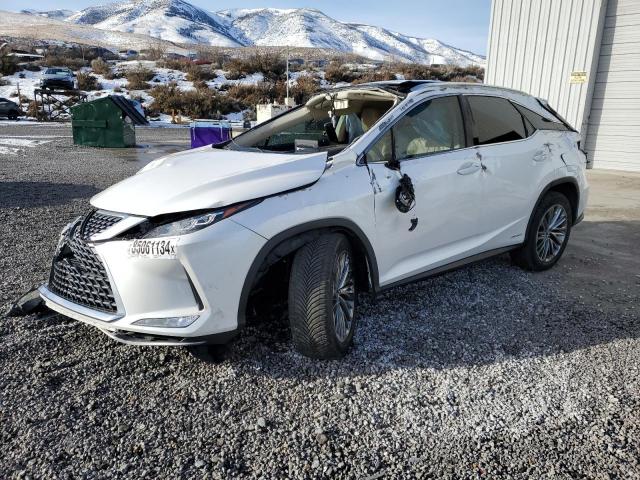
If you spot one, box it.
[333,250,355,342]
[536,204,568,263]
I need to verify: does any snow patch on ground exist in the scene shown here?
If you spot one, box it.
[208,71,264,88]
[0,137,52,154]
[0,68,44,101]
[0,138,52,147]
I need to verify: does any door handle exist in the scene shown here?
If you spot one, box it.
[457,161,481,175]
[533,150,548,162]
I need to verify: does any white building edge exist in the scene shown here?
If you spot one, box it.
[486,0,640,172]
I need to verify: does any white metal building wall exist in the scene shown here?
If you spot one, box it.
[585,0,640,171]
[485,0,610,165]
[486,0,608,135]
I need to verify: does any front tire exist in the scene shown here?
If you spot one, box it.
[8,110,18,120]
[288,233,357,359]
[511,191,572,271]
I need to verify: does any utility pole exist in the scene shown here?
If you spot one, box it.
[285,47,290,103]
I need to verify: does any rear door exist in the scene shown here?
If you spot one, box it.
[365,95,487,286]
[463,95,560,249]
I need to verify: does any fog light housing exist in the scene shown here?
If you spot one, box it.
[132,315,199,328]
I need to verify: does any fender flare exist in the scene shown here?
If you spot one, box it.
[524,176,580,242]
[237,218,379,327]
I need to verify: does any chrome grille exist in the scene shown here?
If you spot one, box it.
[48,224,117,313]
[81,210,122,239]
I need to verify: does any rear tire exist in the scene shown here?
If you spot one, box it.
[511,191,572,271]
[288,233,357,359]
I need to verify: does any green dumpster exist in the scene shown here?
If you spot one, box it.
[71,95,148,148]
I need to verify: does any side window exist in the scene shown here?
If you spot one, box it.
[393,96,465,160]
[514,104,569,132]
[467,96,527,145]
[365,96,465,163]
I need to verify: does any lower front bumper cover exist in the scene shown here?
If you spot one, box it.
[97,328,237,346]
[39,284,236,346]
[39,284,122,324]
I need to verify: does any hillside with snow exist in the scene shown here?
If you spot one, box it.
[64,0,485,66]
[0,10,190,55]
[67,0,241,47]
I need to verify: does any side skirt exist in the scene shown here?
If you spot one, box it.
[378,245,519,292]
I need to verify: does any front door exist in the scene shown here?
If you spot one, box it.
[364,95,487,287]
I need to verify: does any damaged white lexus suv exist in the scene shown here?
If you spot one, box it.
[40,81,589,359]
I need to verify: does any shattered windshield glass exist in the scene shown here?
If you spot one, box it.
[225,91,397,155]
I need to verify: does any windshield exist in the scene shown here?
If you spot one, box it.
[225,88,398,155]
[45,68,70,75]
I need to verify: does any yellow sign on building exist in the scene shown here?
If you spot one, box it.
[570,71,588,84]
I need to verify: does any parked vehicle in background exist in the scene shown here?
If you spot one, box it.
[40,67,75,90]
[118,49,139,59]
[0,97,21,120]
[39,80,589,360]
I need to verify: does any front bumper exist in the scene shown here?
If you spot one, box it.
[41,216,267,345]
[39,285,208,346]
[41,80,74,89]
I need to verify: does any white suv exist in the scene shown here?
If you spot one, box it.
[39,81,589,359]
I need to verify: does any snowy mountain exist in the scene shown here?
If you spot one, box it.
[66,0,485,66]
[218,8,485,66]
[67,0,242,47]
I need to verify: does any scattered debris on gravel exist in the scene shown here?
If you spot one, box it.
[1,124,639,478]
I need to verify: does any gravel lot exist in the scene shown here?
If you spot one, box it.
[1,123,639,479]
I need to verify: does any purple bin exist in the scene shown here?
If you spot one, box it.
[190,121,232,148]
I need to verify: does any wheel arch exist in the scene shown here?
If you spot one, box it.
[237,219,379,328]
[525,177,580,242]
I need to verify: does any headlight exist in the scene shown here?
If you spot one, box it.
[143,211,223,238]
[140,201,260,239]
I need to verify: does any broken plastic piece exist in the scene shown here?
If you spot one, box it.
[5,287,47,317]
[395,174,416,213]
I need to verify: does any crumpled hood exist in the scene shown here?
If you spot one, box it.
[90,146,328,217]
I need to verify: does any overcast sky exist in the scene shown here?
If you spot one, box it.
[5,0,492,55]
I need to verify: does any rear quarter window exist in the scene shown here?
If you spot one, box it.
[467,95,527,146]
[513,104,570,132]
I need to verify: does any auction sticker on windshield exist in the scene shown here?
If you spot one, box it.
[128,238,178,259]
